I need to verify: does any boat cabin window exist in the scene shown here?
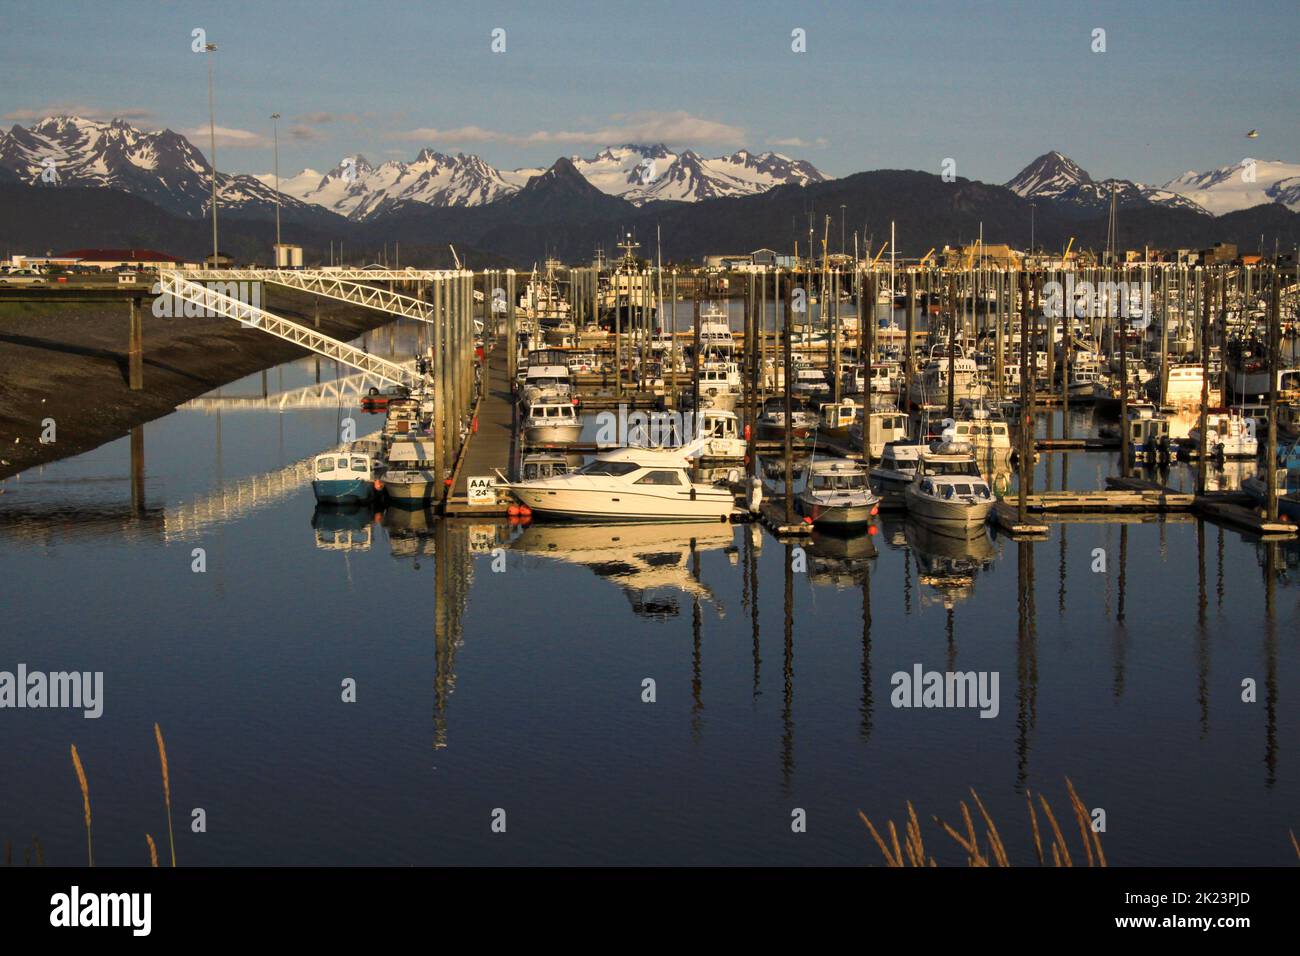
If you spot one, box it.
[352,458,368,472]
[575,460,641,477]
[635,469,685,486]
[338,457,350,470]
[317,459,334,474]
[952,483,972,496]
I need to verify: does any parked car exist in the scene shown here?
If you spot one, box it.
[0,268,47,286]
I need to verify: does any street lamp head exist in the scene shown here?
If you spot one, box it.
[271,112,280,120]
[204,42,217,52]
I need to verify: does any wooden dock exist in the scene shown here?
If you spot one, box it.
[1194,498,1298,538]
[444,338,516,516]
[757,498,812,536]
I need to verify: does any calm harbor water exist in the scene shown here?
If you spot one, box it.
[1,317,1297,867]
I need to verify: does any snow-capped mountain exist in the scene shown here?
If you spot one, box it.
[510,144,827,203]
[262,149,517,219]
[1006,150,1209,215]
[0,115,322,220]
[1005,151,1091,200]
[1161,160,1300,215]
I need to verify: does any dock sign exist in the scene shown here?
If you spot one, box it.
[467,475,497,505]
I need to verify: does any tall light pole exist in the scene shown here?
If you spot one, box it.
[1029,202,1036,259]
[270,112,282,262]
[205,42,219,264]
[839,204,846,257]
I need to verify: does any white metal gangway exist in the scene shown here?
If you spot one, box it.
[158,271,423,389]
[180,368,410,412]
[184,269,452,324]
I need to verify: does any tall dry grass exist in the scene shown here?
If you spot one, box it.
[69,744,93,867]
[154,723,176,866]
[146,833,159,867]
[860,777,1107,867]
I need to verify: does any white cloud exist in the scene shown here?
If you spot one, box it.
[3,105,155,122]
[182,125,272,149]
[768,136,828,148]
[388,111,745,147]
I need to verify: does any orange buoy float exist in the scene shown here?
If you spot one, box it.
[508,504,520,516]
[868,525,878,536]
[518,504,532,517]
[373,479,383,491]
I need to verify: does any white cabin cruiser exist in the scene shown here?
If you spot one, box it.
[696,408,747,460]
[498,442,737,521]
[521,364,574,404]
[907,345,988,407]
[797,458,879,527]
[523,397,583,445]
[903,446,995,529]
[869,441,924,505]
[382,439,439,505]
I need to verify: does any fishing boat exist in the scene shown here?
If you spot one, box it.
[696,408,747,460]
[1188,410,1258,460]
[791,366,832,400]
[847,405,910,459]
[695,363,741,411]
[758,396,818,438]
[939,407,1013,457]
[907,344,988,408]
[903,445,995,529]
[817,401,859,441]
[1122,402,1173,463]
[382,439,438,506]
[311,445,379,505]
[797,458,879,527]
[497,441,737,521]
[523,397,583,445]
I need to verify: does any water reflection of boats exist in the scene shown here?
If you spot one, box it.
[382,506,437,559]
[509,520,735,617]
[807,525,879,585]
[312,505,374,551]
[904,519,996,604]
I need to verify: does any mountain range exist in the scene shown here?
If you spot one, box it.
[253,142,827,220]
[1,116,1298,266]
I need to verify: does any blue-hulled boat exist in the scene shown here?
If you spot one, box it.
[312,447,379,505]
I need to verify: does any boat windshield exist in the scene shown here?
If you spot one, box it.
[574,460,641,477]
[926,459,981,477]
[812,474,864,491]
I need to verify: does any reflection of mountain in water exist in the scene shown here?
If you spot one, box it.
[510,521,736,618]
[905,520,998,606]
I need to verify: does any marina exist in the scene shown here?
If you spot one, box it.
[2,2,1300,909]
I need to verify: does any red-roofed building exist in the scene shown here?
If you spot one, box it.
[58,249,190,270]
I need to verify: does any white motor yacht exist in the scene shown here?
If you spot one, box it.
[903,446,995,529]
[498,441,737,521]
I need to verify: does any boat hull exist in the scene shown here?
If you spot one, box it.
[796,493,876,527]
[506,484,735,521]
[523,423,584,445]
[312,478,375,506]
[903,485,994,528]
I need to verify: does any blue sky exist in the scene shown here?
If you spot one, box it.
[1,0,1296,184]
